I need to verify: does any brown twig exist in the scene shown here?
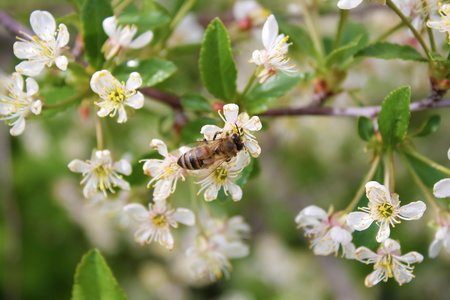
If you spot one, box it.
[140,87,182,109]
[0,10,32,38]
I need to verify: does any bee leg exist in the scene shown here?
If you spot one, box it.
[213,131,223,141]
[197,138,208,143]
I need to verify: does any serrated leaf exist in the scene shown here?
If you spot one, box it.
[355,42,427,62]
[244,73,302,114]
[181,93,213,112]
[378,86,411,146]
[71,249,127,300]
[114,58,177,87]
[357,116,375,141]
[81,0,113,69]
[199,18,237,101]
[180,118,217,144]
[411,115,441,137]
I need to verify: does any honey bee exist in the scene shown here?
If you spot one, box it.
[177,130,244,171]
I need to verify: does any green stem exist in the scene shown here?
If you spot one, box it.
[399,152,442,214]
[298,0,324,63]
[344,155,381,213]
[189,176,207,237]
[96,116,104,151]
[240,73,257,101]
[170,0,197,31]
[373,21,404,43]
[423,1,437,52]
[402,147,450,176]
[386,0,431,63]
[332,10,348,50]
[388,148,395,193]
[43,90,89,110]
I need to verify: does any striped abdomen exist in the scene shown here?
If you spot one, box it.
[177,146,214,170]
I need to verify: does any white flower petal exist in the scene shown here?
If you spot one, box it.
[124,203,149,221]
[227,182,242,201]
[68,159,90,173]
[126,72,142,90]
[329,226,353,244]
[173,208,195,226]
[126,93,144,109]
[161,228,174,250]
[337,0,364,10]
[433,178,450,198]
[150,139,169,157]
[296,205,328,223]
[376,220,391,242]
[25,77,39,95]
[245,139,261,157]
[366,181,391,204]
[15,61,46,77]
[9,117,26,136]
[262,14,278,50]
[30,10,56,41]
[365,268,384,287]
[223,104,239,123]
[398,201,426,220]
[56,24,70,47]
[114,159,132,175]
[429,239,443,258]
[252,50,263,65]
[383,238,400,252]
[103,16,118,38]
[30,100,42,115]
[128,30,153,48]
[116,106,127,123]
[204,184,220,201]
[11,72,24,90]
[201,125,223,140]
[355,246,377,262]
[55,55,68,71]
[242,116,262,131]
[134,226,152,245]
[399,251,423,264]
[346,211,374,231]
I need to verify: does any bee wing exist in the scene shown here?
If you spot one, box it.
[191,156,229,181]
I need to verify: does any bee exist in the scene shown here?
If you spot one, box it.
[177,130,244,171]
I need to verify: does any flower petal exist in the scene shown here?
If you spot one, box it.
[337,0,364,10]
[365,268,384,287]
[399,251,423,264]
[123,203,149,221]
[68,159,90,173]
[245,139,261,157]
[398,201,426,220]
[102,16,118,38]
[227,182,242,201]
[30,100,42,115]
[15,61,45,77]
[201,125,223,140]
[134,226,152,245]
[128,30,153,48]
[26,77,39,96]
[376,220,391,242]
[30,10,56,41]
[126,72,142,90]
[355,246,377,262]
[114,159,132,175]
[346,211,374,231]
[223,104,239,124]
[261,14,278,50]
[56,24,70,47]
[296,205,328,223]
[9,117,26,136]
[433,178,450,198]
[150,139,168,157]
[366,181,391,205]
[429,239,443,258]
[116,106,127,123]
[173,208,195,226]
[55,55,68,71]
[329,226,353,245]
[126,93,144,109]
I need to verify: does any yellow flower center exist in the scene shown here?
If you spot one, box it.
[152,214,167,227]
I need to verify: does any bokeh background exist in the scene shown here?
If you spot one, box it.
[1,0,450,299]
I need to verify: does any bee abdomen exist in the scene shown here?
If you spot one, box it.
[177,147,206,170]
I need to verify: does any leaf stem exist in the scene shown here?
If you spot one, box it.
[373,21,404,43]
[298,0,324,62]
[388,148,395,193]
[344,155,381,213]
[332,10,348,50]
[402,147,450,176]
[240,72,257,101]
[386,0,431,63]
[399,152,442,213]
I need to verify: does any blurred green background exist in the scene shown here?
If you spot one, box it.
[1,0,450,299]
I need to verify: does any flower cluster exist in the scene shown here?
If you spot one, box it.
[186,215,251,281]
[296,181,427,287]
[251,14,298,83]
[427,3,450,35]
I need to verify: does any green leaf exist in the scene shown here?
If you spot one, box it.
[325,35,361,69]
[278,22,317,59]
[244,73,302,114]
[357,116,375,142]
[355,42,427,62]
[199,18,237,101]
[40,87,84,117]
[411,115,441,137]
[81,0,113,69]
[181,93,213,112]
[117,10,170,29]
[71,249,127,300]
[114,58,177,87]
[403,150,446,188]
[180,118,217,144]
[378,86,411,146]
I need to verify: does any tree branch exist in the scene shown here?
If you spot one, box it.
[140,87,182,109]
[0,10,32,37]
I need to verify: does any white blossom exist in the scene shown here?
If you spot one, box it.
[337,0,364,10]
[250,14,297,83]
[195,151,250,202]
[68,149,131,199]
[201,103,262,157]
[102,16,153,60]
[167,14,204,47]
[90,70,144,123]
[355,238,423,287]
[346,181,426,243]
[0,72,40,136]
[429,221,450,258]
[14,10,69,76]
[296,205,355,258]
[142,139,187,201]
[124,201,195,250]
[427,3,450,35]
[433,148,450,198]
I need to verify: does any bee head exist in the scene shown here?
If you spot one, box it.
[231,133,244,151]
